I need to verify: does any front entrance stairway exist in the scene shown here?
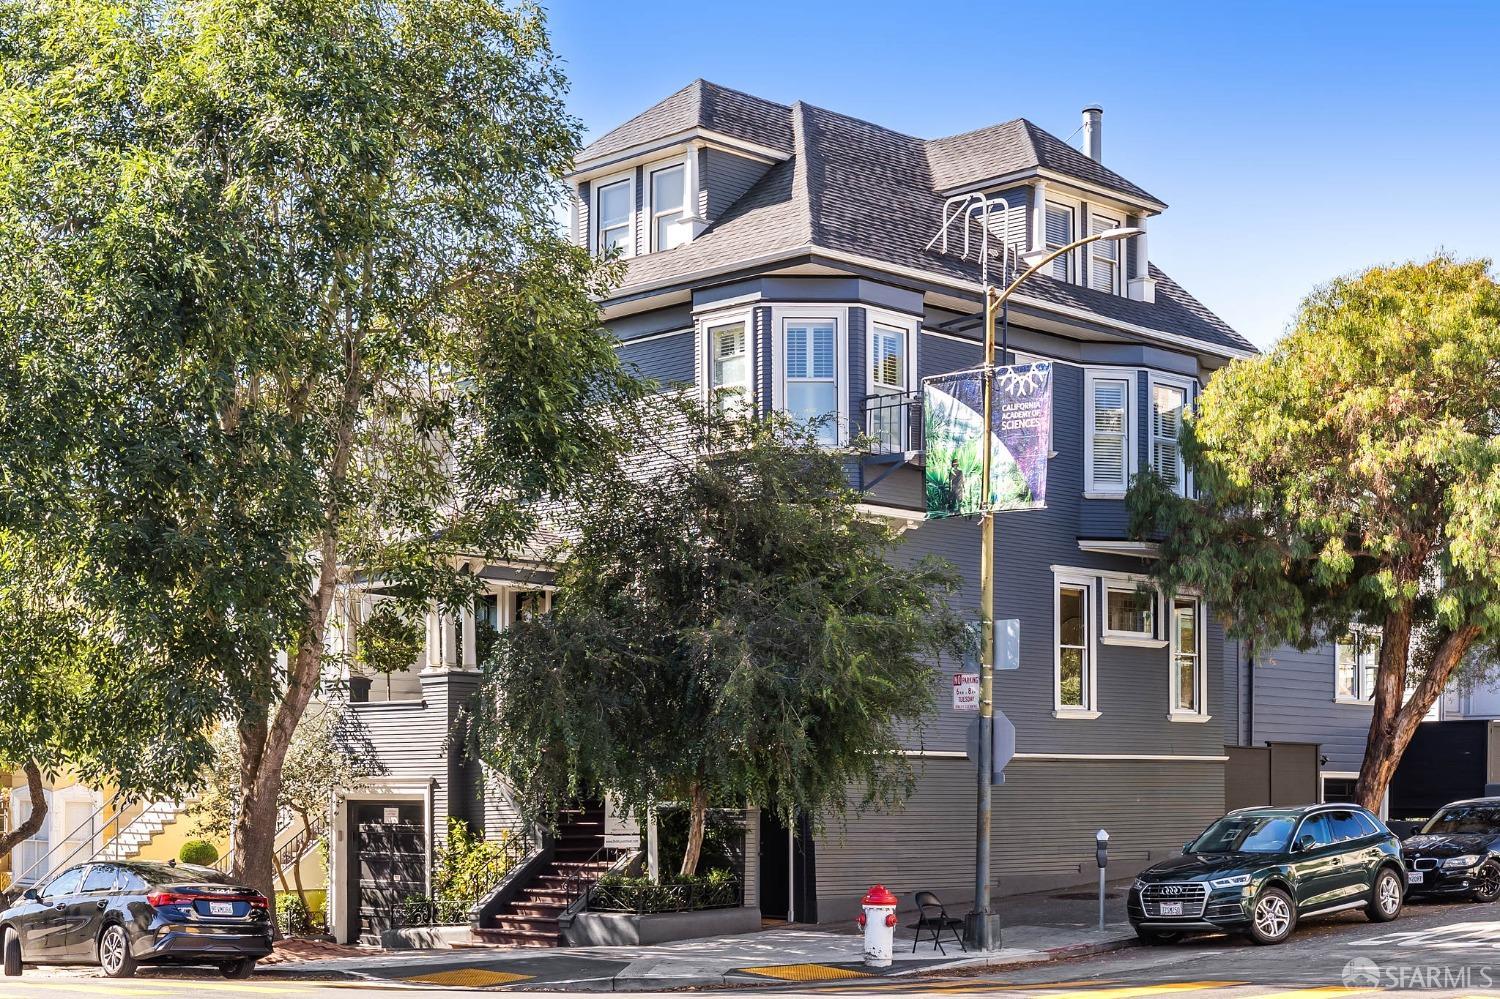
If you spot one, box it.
[480,804,614,947]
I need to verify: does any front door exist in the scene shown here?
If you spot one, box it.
[348,802,425,943]
[757,810,816,923]
[1289,814,1345,911]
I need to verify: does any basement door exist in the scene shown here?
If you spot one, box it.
[347,801,426,943]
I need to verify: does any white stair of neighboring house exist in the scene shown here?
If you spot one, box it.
[113,799,195,859]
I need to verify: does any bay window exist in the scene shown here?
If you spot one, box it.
[867,321,909,451]
[783,318,838,446]
[708,321,751,413]
[1084,370,1134,496]
[1150,377,1190,494]
[1104,585,1154,641]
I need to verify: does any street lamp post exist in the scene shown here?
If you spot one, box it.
[965,226,1144,953]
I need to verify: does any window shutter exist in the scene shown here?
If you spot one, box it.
[1091,378,1128,487]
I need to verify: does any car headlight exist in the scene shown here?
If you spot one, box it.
[1442,854,1481,869]
[1209,874,1252,889]
[1133,878,1149,893]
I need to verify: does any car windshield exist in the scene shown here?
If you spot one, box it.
[1421,805,1500,835]
[1189,814,1297,854]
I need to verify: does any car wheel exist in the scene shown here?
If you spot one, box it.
[1247,886,1296,945]
[1367,866,1405,922]
[3,927,22,977]
[220,958,256,979]
[98,923,137,979]
[1134,926,1183,945]
[1472,861,1500,903]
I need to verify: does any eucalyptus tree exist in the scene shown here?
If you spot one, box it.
[0,0,634,897]
[1130,257,1500,808]
[481,400,968,876]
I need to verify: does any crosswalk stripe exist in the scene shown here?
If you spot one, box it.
[1039,982,1244,999]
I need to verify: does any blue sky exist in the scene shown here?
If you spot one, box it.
[548,0,1498,349]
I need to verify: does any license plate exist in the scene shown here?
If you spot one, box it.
[209,901,235,916]
[1407,871,1424,885]
[1159,902,1183,917]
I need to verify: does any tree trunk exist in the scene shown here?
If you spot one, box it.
[0,762,49,862]
[293,811,313,923]
[678,782,708,877]
[1355,617,1480,810]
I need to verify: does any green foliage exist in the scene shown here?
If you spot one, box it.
[590,869,740,913]
[0,0,636,882]
[432,819,519,911]
[1130,256,1500,801]
[354,603,423,678]
[479,397,967,869]
[274,892,324,937]
[178,839,220,866]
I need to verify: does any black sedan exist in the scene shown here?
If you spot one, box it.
[1,860,271,979]
[1402,797,1500,902]
[1129,804,1406,945]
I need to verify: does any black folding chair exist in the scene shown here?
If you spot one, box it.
[908,890,966,954]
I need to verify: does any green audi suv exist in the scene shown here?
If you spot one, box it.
[1129,803,1406,945]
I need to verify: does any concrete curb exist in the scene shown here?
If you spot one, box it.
[885,934,1141,978]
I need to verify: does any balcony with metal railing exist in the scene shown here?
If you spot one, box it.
[857,391,923,497]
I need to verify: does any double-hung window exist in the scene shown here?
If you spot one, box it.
[783,319,839,446]
[594,176,633,256]
[649,163,686,251]
[1336,630,1381,703]
[1150,377,1191,494]
[708,321,751,413]
[1054,574,1096,716]
[1084,371,1133,495]
[1044,202,1076,281]
[867,321,909,451]
[1089,212,1123,293]
[1170,596,1206,718]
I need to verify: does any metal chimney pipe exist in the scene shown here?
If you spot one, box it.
[1082,106,1103,161]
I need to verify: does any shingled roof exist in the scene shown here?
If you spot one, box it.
[577,79,793,165]
[593,84,1251,356]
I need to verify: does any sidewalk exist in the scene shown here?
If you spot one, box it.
[262,882,1140,991]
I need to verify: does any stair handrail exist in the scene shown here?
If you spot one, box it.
[4,790,126,897]
[275,814,326,872]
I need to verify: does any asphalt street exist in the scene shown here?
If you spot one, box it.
[3,898,1498,998]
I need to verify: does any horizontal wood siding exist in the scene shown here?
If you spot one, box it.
[617,330,695,388]
[1251,643,1369,773]
[703,149,772,222]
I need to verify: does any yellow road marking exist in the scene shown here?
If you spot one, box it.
[401,968,534,988]
[1041,982,1245,999]
[921,982,1126,994]
[743,963,876,982]
[131,981,328,994]
[1248,984,1374,990]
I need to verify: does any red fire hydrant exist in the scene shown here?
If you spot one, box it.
[856,884,899,967]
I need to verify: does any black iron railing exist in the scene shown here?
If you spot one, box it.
[860,390,921,455]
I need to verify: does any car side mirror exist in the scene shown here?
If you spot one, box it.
[1182,842,1194,855]
[21,888,39,901]
[1295,834,1317,853]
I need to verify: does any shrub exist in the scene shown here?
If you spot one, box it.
[178,839,219,865]
[589,870,740,913]
[276,892,324,936]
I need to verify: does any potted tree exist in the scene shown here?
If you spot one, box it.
[350,601,423,702]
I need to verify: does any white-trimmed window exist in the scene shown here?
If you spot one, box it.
[1336,629,1380,704]
[1169,595,1208,719]
[1084,370,1135,496]
[1104,584,1154,641]
[1044,202,1076,282]
[1089,212,1123,293]
[708,320,751,413]
[1054,573,1097,716]
[1149,375,1191,495]
[783,318,839,446]
[649,163,686,252]
[593,173,633,256]
[867,318,911,451]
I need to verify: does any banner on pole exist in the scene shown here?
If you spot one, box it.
[922,362,1052,518]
